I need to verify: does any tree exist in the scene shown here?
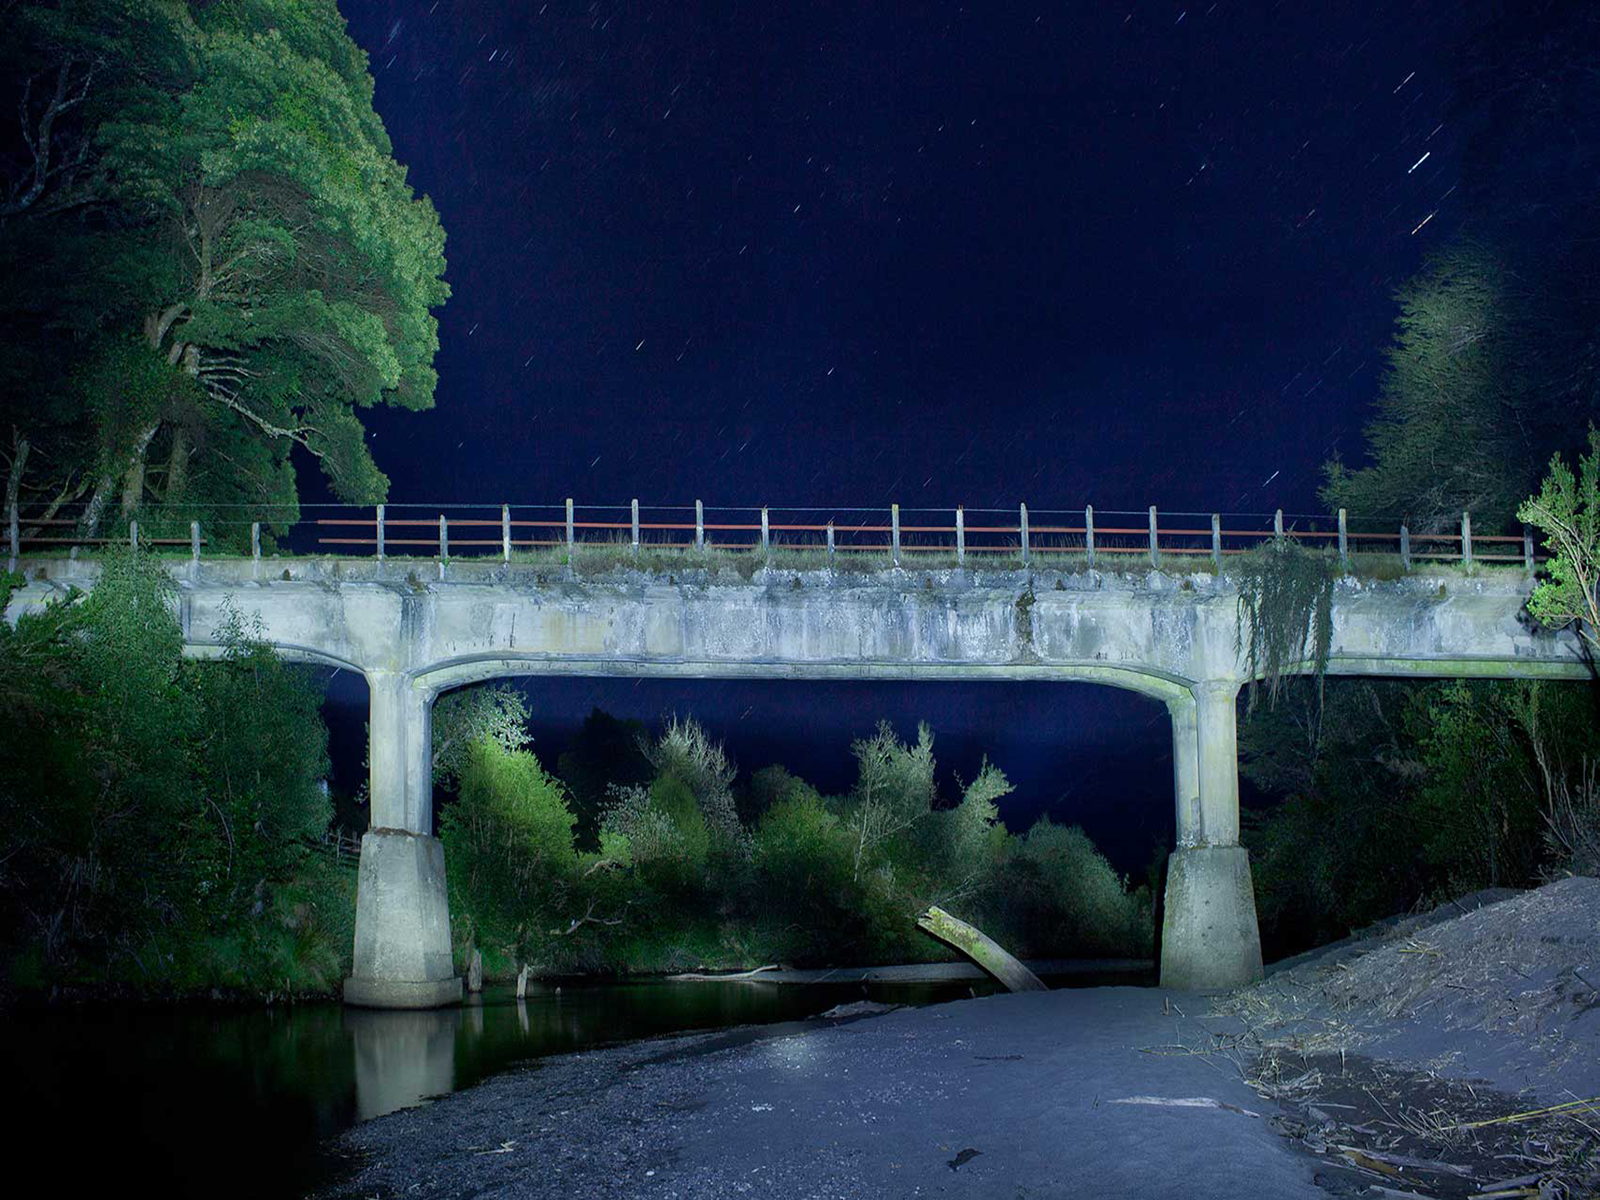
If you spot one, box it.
[556,707,652,841]
[0,548,334,984]
[842,720,937,882]
[440,741,578,960]
[1519,427,1600,655]
[1323,3,1600,533]
[432,683,532,789]
[0,1,196,224]
[0,1,448,540]
[1319,244,1591,532]
[640,715,743,850]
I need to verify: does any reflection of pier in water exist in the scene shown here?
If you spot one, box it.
[345,977,1050,1121]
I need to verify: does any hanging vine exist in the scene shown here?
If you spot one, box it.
[1230,540,1336,710]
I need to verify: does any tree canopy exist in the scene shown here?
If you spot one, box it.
[1322,2,1600,532]
[0,0,448,544]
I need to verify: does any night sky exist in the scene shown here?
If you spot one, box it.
[320,1,1483,869]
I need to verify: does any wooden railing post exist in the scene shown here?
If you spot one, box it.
[1020,503,1030,566]
[376,504,385,560]
[1085,505,1096,567]
[760,506,770,558]
[130,520,138,552]
[438,514,448,560]
[566,498,575,554]
[1461,511,1472,566]
[190,521,201,567]
[891,503,901,566]
[631,499,640,554]
[955,506,965,565]
[251,522,261,574]
[1337,508,1348,570]
[1400,524,1411,572]
[826,520,835,564]
[1523,525,1535,575]
[695,500,704,551]
[1148,505,1159,567]
[1211,513,1222,569]
[502,505,511,562]
[1274,509,1284,543]
[7,502,17,572]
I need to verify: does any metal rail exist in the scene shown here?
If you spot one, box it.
[7,498,1548,575]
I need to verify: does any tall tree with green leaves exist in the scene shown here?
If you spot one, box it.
[0,0,448,542]
[1321,242,1598,533]
[1322,2,1600,534]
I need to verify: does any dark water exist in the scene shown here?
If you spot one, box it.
[5,970,1147,1197]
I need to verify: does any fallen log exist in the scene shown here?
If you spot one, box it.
[917,906,1048,993]
[666,964,780,982]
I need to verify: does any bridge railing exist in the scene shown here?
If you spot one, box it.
[7,498,1548,575]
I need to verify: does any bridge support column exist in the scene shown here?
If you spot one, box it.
[1160,680,1263,992]
[345,672,461,1009]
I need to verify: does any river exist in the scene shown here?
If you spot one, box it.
[6,970,1149,1197]
[0,979,979,1196]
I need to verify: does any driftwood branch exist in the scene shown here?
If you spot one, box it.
[666,964,780,982]
[551,899,623,936]
[916,905,1047,993]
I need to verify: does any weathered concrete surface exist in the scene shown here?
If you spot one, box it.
[8,558,1582,693]
[8,556,1582,1006]
[345,831,461,1010]
[1159,846,1264,991]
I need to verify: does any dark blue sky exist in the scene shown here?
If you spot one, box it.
[321,0,1484,867]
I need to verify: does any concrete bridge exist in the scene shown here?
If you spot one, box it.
[8,554,1586,1005]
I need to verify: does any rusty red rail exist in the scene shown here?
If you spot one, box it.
[6,498,1550,575]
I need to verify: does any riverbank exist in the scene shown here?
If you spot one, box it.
[324,879,1599,1199]
[1217,875,1600,1196]
[325,986,1323,1199]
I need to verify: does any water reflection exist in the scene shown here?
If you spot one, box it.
[348,977,994,1119]
[8,968,1153,1200]
[348,1007,457,1120]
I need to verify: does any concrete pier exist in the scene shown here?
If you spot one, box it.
[1160,679,1263,989]
[345,830,461,1008]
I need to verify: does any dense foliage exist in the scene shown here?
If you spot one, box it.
[0,551,349,994]
[436,704,1154,979]
[1520,427,1600,654]
[1241,676,1600,958]
[1265,2,1600,966]
[0,0,448,545]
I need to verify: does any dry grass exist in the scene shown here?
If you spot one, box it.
[1201,879,1600,1198]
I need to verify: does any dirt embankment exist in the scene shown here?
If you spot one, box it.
[1214,877,1600,1198]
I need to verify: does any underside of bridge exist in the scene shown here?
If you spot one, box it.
[340,666,1264,1008]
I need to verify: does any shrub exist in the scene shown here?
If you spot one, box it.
[441,740,577,957]
[641,716,744,850]
[0,551,339,993]
[1543,766,1600,878]
[995,818,1153,957]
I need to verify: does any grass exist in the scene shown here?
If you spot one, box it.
[27,531,1539,586]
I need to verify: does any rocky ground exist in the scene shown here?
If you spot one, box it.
[320,879,1599,1200]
